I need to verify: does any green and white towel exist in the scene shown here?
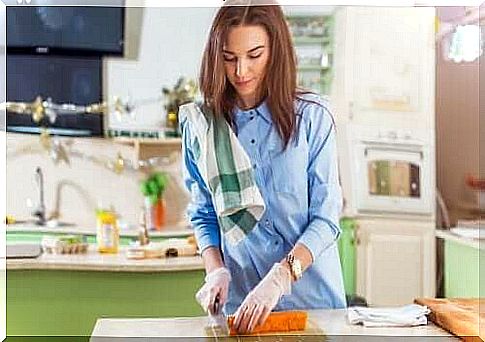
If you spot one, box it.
[179,102,266,245]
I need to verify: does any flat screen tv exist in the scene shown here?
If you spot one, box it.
[7,54,104,137]
[7,5,125,56]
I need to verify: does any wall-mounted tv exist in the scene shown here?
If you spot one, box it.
[7,5,125,56]
[7,54,104,137]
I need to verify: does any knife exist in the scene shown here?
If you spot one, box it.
[208,293,230,336]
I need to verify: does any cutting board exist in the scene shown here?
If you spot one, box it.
[415,298,485,341]
[205,315,326,339]
[126,239,197,259]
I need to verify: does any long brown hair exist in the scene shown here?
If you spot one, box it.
[199,0,302,149]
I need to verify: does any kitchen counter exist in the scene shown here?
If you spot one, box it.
[6,244,204,272]
[7,244,206,336]
[6,222,193,238]
[91,309,457,340]
[435,229,485,298]
[435,229,484,250]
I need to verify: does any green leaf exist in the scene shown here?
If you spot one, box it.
[149,194,158,205]
[147,180,159,195]
[140,181,151,196]
[154,173,168,192]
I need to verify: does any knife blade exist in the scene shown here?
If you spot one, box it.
[208,293,230,336]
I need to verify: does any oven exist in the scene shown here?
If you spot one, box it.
[347,125,435,217]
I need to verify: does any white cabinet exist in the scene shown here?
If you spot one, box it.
[331,7,435,131]
[355,218,436,306]
[329,7,437,305]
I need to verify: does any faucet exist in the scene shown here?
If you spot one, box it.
[32,167,47,225]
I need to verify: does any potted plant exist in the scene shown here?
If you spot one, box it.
[140,171,169,230]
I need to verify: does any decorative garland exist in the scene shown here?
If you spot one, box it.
[7,128,180,175]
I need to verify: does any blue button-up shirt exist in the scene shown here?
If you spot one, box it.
[181,93,346,314]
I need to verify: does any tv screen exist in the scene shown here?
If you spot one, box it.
[7,54,104,136]
[7,6,124,55]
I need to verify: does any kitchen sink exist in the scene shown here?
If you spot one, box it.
[10,220,76,229]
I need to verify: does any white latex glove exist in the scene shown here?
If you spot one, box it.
[232,263,292,334]
[195,267,231,315]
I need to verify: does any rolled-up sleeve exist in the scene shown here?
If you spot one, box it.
[297,104,343,261]
[181,118,221,254]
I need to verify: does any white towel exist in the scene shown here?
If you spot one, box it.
[347,304,430,327]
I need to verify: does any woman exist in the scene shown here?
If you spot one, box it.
[180,0,346,334]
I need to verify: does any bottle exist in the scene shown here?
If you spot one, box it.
[96,207,119,254]
[144,197,155,230]
[138,209,150,246]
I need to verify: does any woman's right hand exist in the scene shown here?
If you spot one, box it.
[195,267,231,315]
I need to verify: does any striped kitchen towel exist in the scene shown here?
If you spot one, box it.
[179,102,266,245]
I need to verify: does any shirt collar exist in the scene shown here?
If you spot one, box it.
[233,100,272,126]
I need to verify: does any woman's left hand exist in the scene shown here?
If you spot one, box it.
[232,263,292,334]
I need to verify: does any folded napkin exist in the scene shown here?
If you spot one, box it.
[347,304,430,327]
[179,102,265,245]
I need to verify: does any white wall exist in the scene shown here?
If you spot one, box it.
[104,6,217,130]
[6,133,189,230]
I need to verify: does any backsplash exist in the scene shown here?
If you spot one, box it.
[6,133,190,230]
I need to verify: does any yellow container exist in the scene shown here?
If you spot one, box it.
[96,209,119,254]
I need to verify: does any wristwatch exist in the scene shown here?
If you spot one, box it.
[286,253,303,282]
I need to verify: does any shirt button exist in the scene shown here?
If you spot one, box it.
[251,139,255,144]
[253,163,257,169]
[265,220,270,227]
[250,116,254,120]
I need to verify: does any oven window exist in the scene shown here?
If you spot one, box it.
[368,160,420,198]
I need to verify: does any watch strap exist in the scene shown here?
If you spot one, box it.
[286,253,303,282]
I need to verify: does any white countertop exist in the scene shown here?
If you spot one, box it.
[435,229,485,250]
[6,245,204,272]
[90,309,456,340]
[6,222,193,238]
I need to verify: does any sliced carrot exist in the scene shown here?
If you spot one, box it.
[227,310,308,335]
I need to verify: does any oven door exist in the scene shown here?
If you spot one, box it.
[353,142,432,215]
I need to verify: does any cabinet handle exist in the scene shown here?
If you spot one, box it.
[354,223,361,245]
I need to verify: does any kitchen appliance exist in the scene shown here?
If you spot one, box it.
[6,53,104,136]
[344,124,435,219]
[7,5,125,56]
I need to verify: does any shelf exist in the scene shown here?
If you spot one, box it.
[111,137,181,146]
[111,137,182,161]
[297,65,330,71]
[293,36,331,44]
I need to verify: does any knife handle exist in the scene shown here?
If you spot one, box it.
[213,293,220,314]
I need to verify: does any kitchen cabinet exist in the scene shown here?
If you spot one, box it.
[331,7,435,130]
[436,230,485,298]
[7,269,204,336]
[355,218,436,306]
[285,13,335,94]
[6,247,204,336]
[329,6,437,307]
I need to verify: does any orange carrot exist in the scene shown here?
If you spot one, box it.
[227,310,308,335]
